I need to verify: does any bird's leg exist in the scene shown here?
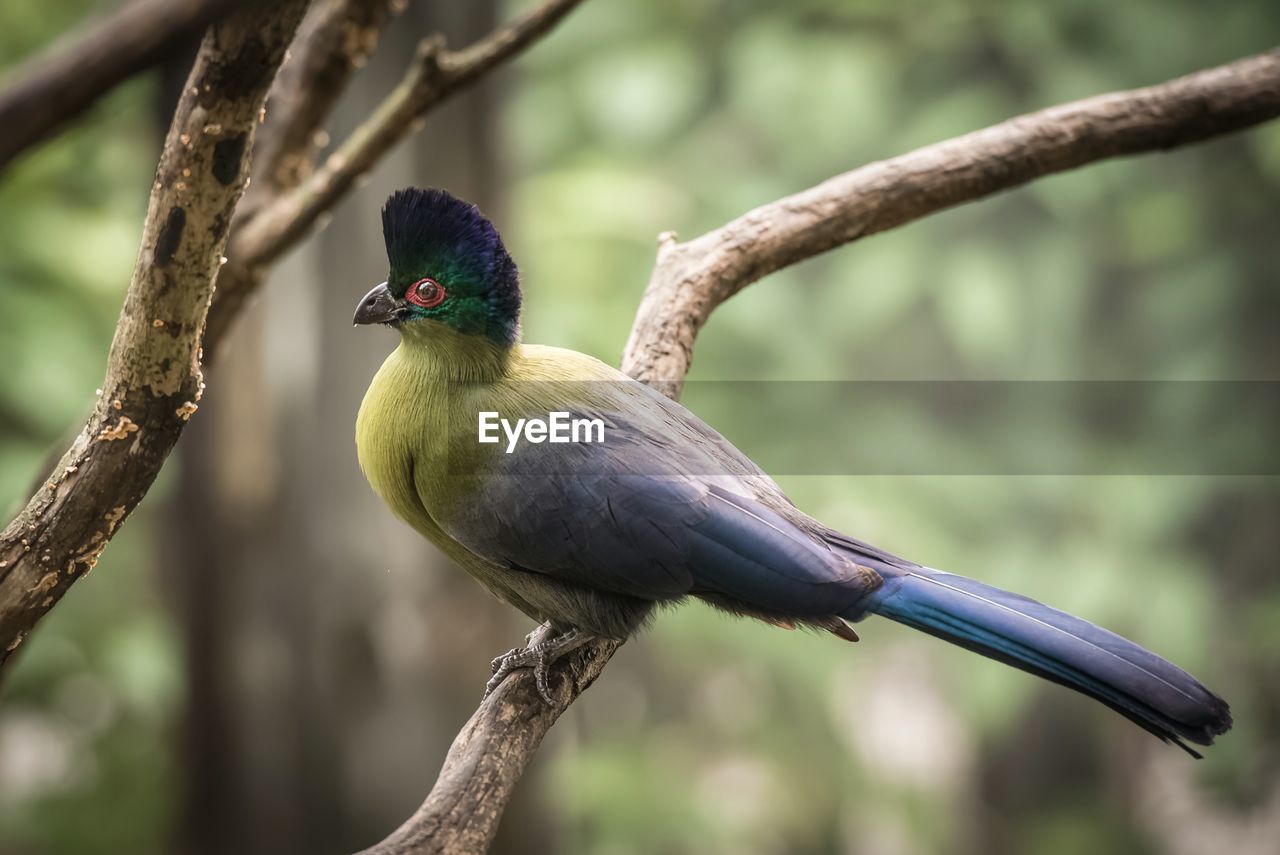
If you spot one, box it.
[485,625,592,704]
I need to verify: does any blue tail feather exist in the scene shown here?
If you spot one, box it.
[848,565,1232,756]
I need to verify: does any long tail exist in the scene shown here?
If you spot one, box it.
[847,564,1232,755]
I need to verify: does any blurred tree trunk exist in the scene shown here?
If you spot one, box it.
[163,2,551,852]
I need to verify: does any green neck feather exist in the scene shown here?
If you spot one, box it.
[399,319,512,383]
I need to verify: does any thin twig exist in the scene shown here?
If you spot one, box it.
[0,0,251,172]
[233,0,584,267]
[622,47,1280,397]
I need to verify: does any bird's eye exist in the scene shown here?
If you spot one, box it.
[406,277,446,309]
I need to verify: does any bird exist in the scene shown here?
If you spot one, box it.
[354,187,1231,756]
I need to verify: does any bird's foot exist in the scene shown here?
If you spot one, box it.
[484,626,590,704]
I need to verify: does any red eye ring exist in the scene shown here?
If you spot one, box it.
[405,277,446,309]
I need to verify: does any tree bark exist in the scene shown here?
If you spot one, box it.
[0,0,308,670]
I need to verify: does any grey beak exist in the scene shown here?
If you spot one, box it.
[353,282,400,326]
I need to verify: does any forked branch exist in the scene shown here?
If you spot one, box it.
[359,47,1280,854]
[0,0,592,673]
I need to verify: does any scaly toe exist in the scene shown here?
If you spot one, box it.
[482,628,591,704]
[484,662,513,698]
[491,646,522,674]
[533,654,555,704]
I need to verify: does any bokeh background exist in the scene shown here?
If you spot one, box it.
[2,1,1279,853]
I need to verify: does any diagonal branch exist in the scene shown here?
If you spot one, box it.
[196,0,407,355]
[623,47,1280,397]
[236,0,586,266]
[359,47,1280,853]
[357,625,622,854]
[201,0,586,351]
[0,0,253,173]
[0,1,309,670]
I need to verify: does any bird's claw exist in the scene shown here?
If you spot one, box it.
[483,627,588,705]
[485,646,555,704]
[490,646,523,674]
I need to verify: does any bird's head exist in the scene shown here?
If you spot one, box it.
[353,188,521,346]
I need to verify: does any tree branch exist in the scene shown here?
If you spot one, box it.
[357,625,621,854]
[238,0,587,266]
[622,47,1280,397]
[0,0,252,173]
[202,0,586,350]
[360,47,1280,853]
[0,1,308,669]
[200,0,408,354]
[251,0,405,195]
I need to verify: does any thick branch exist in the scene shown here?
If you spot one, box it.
[196,0,406,355]
[622,48,1280,396]
[202,0,585,350]
[0,2,308,668]
[0,0,251,173]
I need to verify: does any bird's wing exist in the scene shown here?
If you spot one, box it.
[435,385,878,615]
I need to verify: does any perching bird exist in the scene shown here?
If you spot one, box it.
[354,187,1231,755]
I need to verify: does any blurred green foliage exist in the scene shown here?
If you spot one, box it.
[1,0,1278,853]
